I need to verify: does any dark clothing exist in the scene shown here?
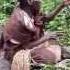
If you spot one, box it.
[4,8,34,44]
[4,7,44,45]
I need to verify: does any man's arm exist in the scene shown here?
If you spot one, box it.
[24,34,48,49]
[22,14,36,32]
[25,32,55,49]
[16,8,37,32]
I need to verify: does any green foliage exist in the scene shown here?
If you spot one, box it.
[41,0,70,46]
[0,0,70,45]
[0,0,15,24]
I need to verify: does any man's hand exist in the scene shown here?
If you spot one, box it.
[63,0,70,6]
[34,15,44,26]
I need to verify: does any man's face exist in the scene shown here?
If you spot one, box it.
[28,0,41,11]
[33,1,41,10]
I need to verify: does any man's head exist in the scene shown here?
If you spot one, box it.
[18,0,42,12]
[31,0,41,12]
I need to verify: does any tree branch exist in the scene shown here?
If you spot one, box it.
[43,2,65,22]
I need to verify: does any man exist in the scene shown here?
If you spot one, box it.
[3,0,70,63]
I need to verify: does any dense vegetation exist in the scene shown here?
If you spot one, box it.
[0,0,70,45]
